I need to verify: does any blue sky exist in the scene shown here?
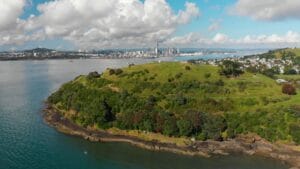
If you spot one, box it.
[170,0,300,37]
[1,0,300,50]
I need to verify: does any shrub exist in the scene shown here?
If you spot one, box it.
[87,71,101,79]
[185,66,191,70]
[144,69,150,73]
[108,69,115,75]
[108,68,123,76]
[262,69,276,78]
[282,84,296,95]
[237,81,247,92]
[219,60,243,77]
[289,123,300,144]
[175,95,188,106]
[215,79,224,86]
[168,77,175,82]
[177,119,193,136]
[204,73,211,79]
[284,68,297,75]
[115,69,123,75]
[175,72,183,79]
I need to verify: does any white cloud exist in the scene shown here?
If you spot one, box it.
[230,0,300,21]
[0,0,200,48]
[213,33,228,43]
[0,0,44,46]
[163,32,203,47]
[163,31,300,48]
[24,0,200,49]
[237,31,300,44]
[0,0,25,30]
[208,20,221,32]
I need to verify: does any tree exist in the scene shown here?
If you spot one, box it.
[284,68,297,75]
[163,117,178,136]
[289,123,300,144]
[160,112,178,136]
[185,65,191,70]
[219,60,243,77]
[262,69,277,78]
[202,113,227,141]
[177,119,193,136]
[101,100,115,122]
[282,84,296,95]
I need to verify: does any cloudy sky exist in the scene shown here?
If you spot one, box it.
[1,0,300,50]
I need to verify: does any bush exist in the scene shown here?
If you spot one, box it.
[237,81,247,92]
[289,123,300,144]
[204,73,211,79]
[185,66,191,70]
[162,116,178,136]
[215,79,224,86]
[175,72,183,79]
[219,60,243,77]
[108,69,115,75]
[282,84,296,95]
[108,68,123,75]
[87,71,101,79]
[262,69,277,78]
[177,119,193,136]
[115,69,123,75]
[175,94,188,106]
[202,113,227,141]
[284,68,297,75]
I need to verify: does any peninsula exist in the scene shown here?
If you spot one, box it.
[45,54,300,168]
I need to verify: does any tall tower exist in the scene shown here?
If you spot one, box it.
[155,41,159,58]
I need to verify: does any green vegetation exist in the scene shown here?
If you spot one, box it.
[48,62,300,144]
[219,60,244,77]
[257,48,300,60]
[282,84,297,95]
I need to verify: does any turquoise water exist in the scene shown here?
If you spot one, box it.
[0,59,288,169]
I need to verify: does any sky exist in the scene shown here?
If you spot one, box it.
[1,0,300,51]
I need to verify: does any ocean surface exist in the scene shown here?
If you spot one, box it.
[0,55,289,169]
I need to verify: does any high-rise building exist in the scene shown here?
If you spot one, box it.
[155,41,159,57]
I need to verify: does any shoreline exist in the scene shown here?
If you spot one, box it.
[44,104,300,169]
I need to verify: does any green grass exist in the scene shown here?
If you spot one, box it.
[75,62,298,113]
[49,62,300,143]
[272,48,300,59]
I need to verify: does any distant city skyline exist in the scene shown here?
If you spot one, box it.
[1,0,300,51]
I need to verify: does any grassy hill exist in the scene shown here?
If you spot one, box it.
[48,62,300,144]
[259,48,300,60]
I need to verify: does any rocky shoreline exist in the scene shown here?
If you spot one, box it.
[44,105,300,169]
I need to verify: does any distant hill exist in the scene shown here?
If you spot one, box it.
[24,48,56,53]
[257,48,300,60]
